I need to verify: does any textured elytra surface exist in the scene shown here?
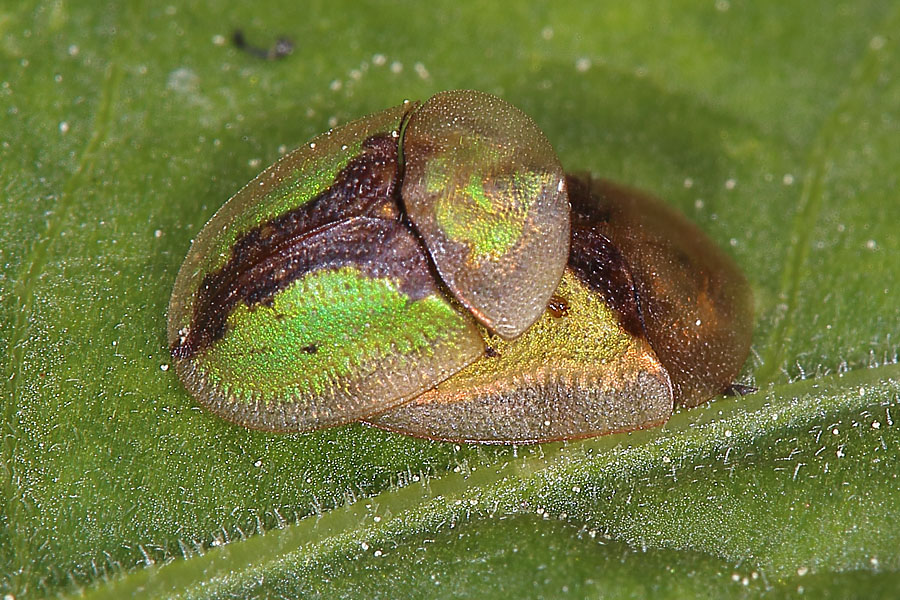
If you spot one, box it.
[169,132,408,360]
[167,107,490,432]
[168,89,580,436]
[3,1,899,598]
[172,118,745,440]
[402,90,570,339]
[166,102,414,345]
[367,271,673,443]
[369,179,750,442]
[569,175,755,407]
[168,89,580,434]
[178,218,485,432]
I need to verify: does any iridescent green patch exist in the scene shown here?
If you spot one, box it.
[197,267,473,403]
[401,89,570,338]
[431,171,547,263]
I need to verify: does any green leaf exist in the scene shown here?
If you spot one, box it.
[2,1,898,598]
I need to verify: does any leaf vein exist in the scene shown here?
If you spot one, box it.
[757,10,899,384]
[1,62,122,576]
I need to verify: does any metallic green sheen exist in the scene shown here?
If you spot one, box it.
[194,266,473,403]
[399,89,570,339]
[168,103,413,336]
[431,169,548,262]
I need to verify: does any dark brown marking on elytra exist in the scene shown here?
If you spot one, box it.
[546,294,569,318]
[175,215,438,359]
[575,176,754,408]
[300,344,318,355]
[228,134,401,271]
[484,346,500,358]
[172,134,435,360]
[566,175,644,339]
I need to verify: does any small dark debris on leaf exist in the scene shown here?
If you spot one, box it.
[232,29,294,61]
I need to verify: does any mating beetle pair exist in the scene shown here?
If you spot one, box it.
[167,90,752,444]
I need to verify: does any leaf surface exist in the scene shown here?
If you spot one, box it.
[1,1,898,597]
